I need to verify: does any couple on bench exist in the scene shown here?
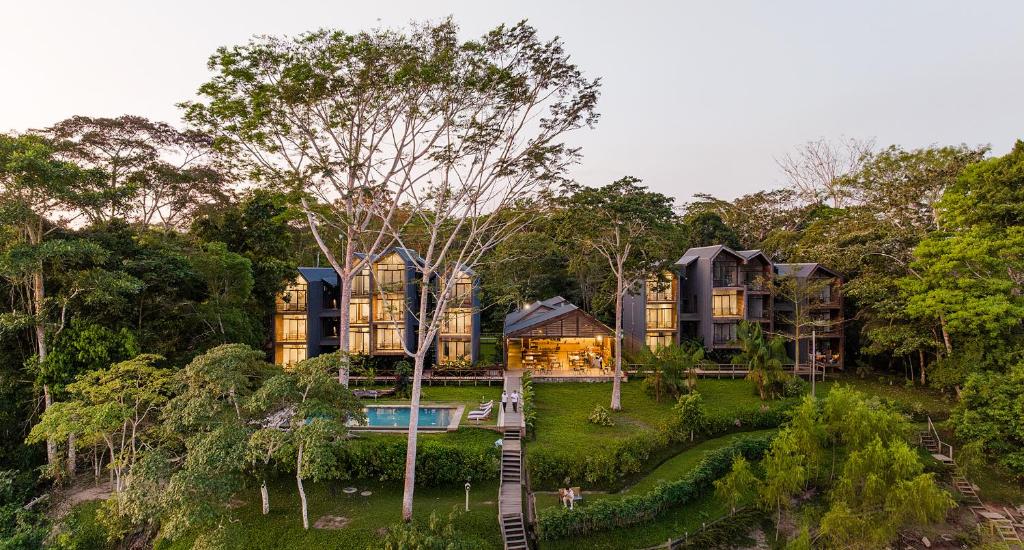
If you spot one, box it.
[558,487,581,509]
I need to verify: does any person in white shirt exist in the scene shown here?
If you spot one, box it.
[511,390,519,412]
[501,390,508,412]
[567,487,575,509]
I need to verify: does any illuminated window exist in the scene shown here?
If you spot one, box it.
[350,298,370,324]
[375,326,404,351]
[374,254,405,291]
[712,289,743,317]
[439,339,471,363]
[352,269,371,295]
[374,294,405,321]
[646,304,675,329]
[281,344,306,368]
[442,308,472,335]
[350,326,370,354]
[646,333,674,350]
[645,274,675,302]
[453,274,474,303]
[277,315,307,342]
[276,279,307,311]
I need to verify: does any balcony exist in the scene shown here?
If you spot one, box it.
[278,331,306,343]
[713,277,739,287]
[275,299,306,313]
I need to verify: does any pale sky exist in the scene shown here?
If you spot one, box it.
[2,1,1022,203]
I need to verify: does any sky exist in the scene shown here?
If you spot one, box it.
[2,1,1022,203]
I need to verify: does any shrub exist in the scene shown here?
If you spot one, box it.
[588,405,615,426]
[536,435,772,540]
[336,430,499,486]
[520,371,537,435]
[780,376,808,397]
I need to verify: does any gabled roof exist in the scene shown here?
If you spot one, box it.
[775,262,842,280]
[503,296,614,338]
[677,245,746,264]
[737,249,771,265]
[297,267,338,286]
[354,247,426,266]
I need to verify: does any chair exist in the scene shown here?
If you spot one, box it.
[467,400,494,423]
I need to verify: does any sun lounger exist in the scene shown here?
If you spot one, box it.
[467,400,494,422]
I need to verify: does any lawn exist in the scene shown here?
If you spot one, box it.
[373,385,503,427]
[818,373,955,419]
[530,379,791,456]
[156,477,502,550]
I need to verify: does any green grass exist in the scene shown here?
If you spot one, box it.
[818,374,954,418]
[530,380,792,456]
[374,385,503,427]
[157,477,501,550]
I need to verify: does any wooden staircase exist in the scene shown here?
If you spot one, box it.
[499,428,528,549]
[918,417,1022,548]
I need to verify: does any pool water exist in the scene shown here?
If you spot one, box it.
[362,406,456,429]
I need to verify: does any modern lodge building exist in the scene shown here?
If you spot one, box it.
[623,245,844,369]
[272,247,481,368]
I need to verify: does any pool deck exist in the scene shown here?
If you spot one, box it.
[350,403,466,432]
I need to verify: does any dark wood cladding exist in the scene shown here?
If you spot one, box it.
[507,310,613,339]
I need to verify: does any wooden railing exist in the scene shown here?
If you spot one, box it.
[925,416,954,460]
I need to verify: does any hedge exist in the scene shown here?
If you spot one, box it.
[527,406,789,489]
[334,429,500,486]
[535,434,772,540]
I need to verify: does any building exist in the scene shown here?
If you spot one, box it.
[773,262,845,370]
[503,296,613,374]
[622,245,843,369]
[272,247,481,368]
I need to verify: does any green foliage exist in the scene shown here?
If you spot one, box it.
[758,429,806,526]
[335,431,499,486]
[714,455,759,514]
[672,392,707,441]
[393,360,413,398]
[536,435,772,540]
[733,321,790,400]
[640,343,705,402]
[378,509,467,550]
[587,405,615,427]
[519,371,536,435]
[952,363,1024,478]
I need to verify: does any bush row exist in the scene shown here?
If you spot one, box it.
[527,406,789,489]
[536,435,772,541]
[335,430,500,486]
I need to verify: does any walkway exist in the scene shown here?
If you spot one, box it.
[498,373,528,549]
[919,417,1023,548]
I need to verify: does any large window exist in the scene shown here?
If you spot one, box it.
[813,282,834,304]
[712,289,743,317]
[281,344,306,368]
[439,339,471,364]
[276,279,307,311]
[350,298,370,324]
[646,274,675,302]
[375,326,404,351]
[713,323,738,345]
[350,326,370,355]
[646,304,675,329]
[713,260,737,287]
[441,308,472,335]
[646,333,674,351]
[278,315,307,342]
[352,269,371,295]
[453,274,474,304]
[374,255,405,290]
[374,294,405,321]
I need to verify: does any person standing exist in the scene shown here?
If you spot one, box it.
[511,390,519,412]
[501,390,508,412]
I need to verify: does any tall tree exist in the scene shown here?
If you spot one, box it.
[776,137,874,208]
[732,321,789,400]
[560,178,676,410]
[43,115,230,229]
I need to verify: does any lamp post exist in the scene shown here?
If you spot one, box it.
[464,481,471,512]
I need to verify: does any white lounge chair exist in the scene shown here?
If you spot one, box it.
[467,400,494,423]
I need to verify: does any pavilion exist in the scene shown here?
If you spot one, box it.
[503,297,614,375]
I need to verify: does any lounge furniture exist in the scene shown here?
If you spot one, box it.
[353,388,396,400]
[468,400,494,423]
[569,486,583,503]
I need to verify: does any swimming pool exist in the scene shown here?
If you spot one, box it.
[359,405,461,430]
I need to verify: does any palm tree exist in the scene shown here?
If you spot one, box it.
[733,321,789,400]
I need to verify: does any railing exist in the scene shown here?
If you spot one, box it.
[925,416,954,461]
[712,278,738,287]
[278,332,306,342]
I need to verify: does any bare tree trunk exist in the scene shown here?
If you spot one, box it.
[610,274,623,411]
[338,271,352,386]
[401,352,427,522]
[32,260,59,468]
[297,444,309,529]
[261,480,270,515]
[42,385,57,466]
[939,313,953,355]
[67,434,76,476]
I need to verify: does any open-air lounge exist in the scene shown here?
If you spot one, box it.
[503,297,615,379]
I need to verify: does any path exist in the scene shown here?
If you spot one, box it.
[498,373,527,549]
[919,417,1023,548]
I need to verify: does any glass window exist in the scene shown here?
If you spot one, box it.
[453,274,474,304]
[713,260,737,286]
[374,294,405,321]
[350,298,370,324]
[374,254,405,291]
[441,308,472,335]
[281,344,306,368]
[278,314,307,342]
[713,323,738,344]
[375,326,404,351]
[645,274,675,302]
[276,279,307,311]
[350,326,370,355]
[646,304,675,329]
[646,333,674,350]
[352,269,371,295]
[439,339,471,364]
[712,289,743,317]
